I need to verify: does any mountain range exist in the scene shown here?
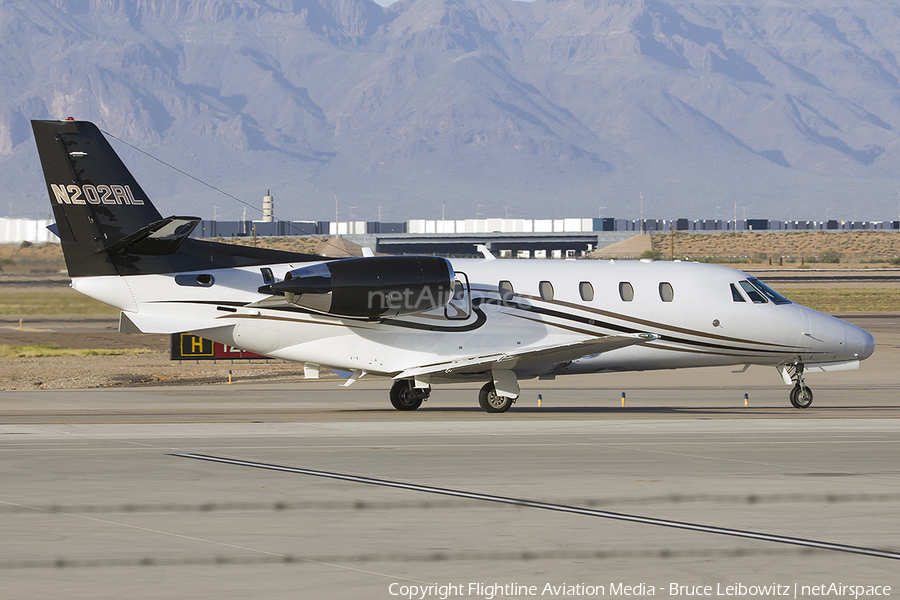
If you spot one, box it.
[2,0,900,222]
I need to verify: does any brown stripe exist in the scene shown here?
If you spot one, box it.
[472,286,793,349]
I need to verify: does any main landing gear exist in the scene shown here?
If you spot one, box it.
[389,380,430,411]
[784,363,813,409]
[388,380,519,413]
[478,381,515,413]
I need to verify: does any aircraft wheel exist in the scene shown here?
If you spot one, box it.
[478,382,514,413]
[390,381,423,411]
[790,384,813,409]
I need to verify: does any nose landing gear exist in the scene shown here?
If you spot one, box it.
[790,383,813,408]
[784,363,813,409]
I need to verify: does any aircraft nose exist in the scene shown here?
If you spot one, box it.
[846,322,875,361]
[802,309,874,362]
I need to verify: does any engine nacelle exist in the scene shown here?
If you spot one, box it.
[266,256,455,318]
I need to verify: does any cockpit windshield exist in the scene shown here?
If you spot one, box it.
[739,280,766,303]
[748,278,792,305]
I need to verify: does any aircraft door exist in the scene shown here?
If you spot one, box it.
[445,272,471,320]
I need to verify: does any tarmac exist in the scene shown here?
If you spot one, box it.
[1,314,899,599]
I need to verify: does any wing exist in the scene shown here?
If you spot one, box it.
[393,332,660,380]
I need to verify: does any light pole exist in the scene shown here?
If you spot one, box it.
[639,194,644,234]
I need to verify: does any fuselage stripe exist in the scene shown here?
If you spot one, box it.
[159,293,799,356]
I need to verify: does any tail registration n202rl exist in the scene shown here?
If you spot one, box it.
[32,119,875,412]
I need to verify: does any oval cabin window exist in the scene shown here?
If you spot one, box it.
[539,281,554,301]
[659,282,674,302]
[619,282,634,302]
[579,281,594,302]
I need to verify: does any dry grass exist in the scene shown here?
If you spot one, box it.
[0,345,155,358]
[0,242,66,274]
[775,288,900,313]
[208,236,320,254]
[0,292,119,315]
[651,230,900,264]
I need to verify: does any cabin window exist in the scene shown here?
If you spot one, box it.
[659,282,674,302]
[731,283,746,302]
[619,282,634,302]
[260,268,275,285]
[175,274,215,287]
[749,278,792,305]
[739,280,767,304]
[498,280,515,301]
[579,281,594,302]
[539,281,554,301]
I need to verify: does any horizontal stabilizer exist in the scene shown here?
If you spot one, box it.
[119,311,235,336]
[100,216,200,256]
[394,333,659,380]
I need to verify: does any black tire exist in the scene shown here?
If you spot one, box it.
[790,384,813,409]
[390,381,423,411]
[478,382,514,413]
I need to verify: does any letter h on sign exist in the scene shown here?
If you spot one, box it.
[181,334,213,357]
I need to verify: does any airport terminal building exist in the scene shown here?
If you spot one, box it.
[3,214,899,258]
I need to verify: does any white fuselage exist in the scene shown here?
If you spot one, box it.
[73,258,875,382]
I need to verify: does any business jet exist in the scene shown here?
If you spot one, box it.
[32,119,875,412]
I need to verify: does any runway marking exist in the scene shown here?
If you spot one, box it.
[175,452,900,562]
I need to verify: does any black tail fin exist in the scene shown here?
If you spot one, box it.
[32,119,174,276]
[33,119,318,277]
